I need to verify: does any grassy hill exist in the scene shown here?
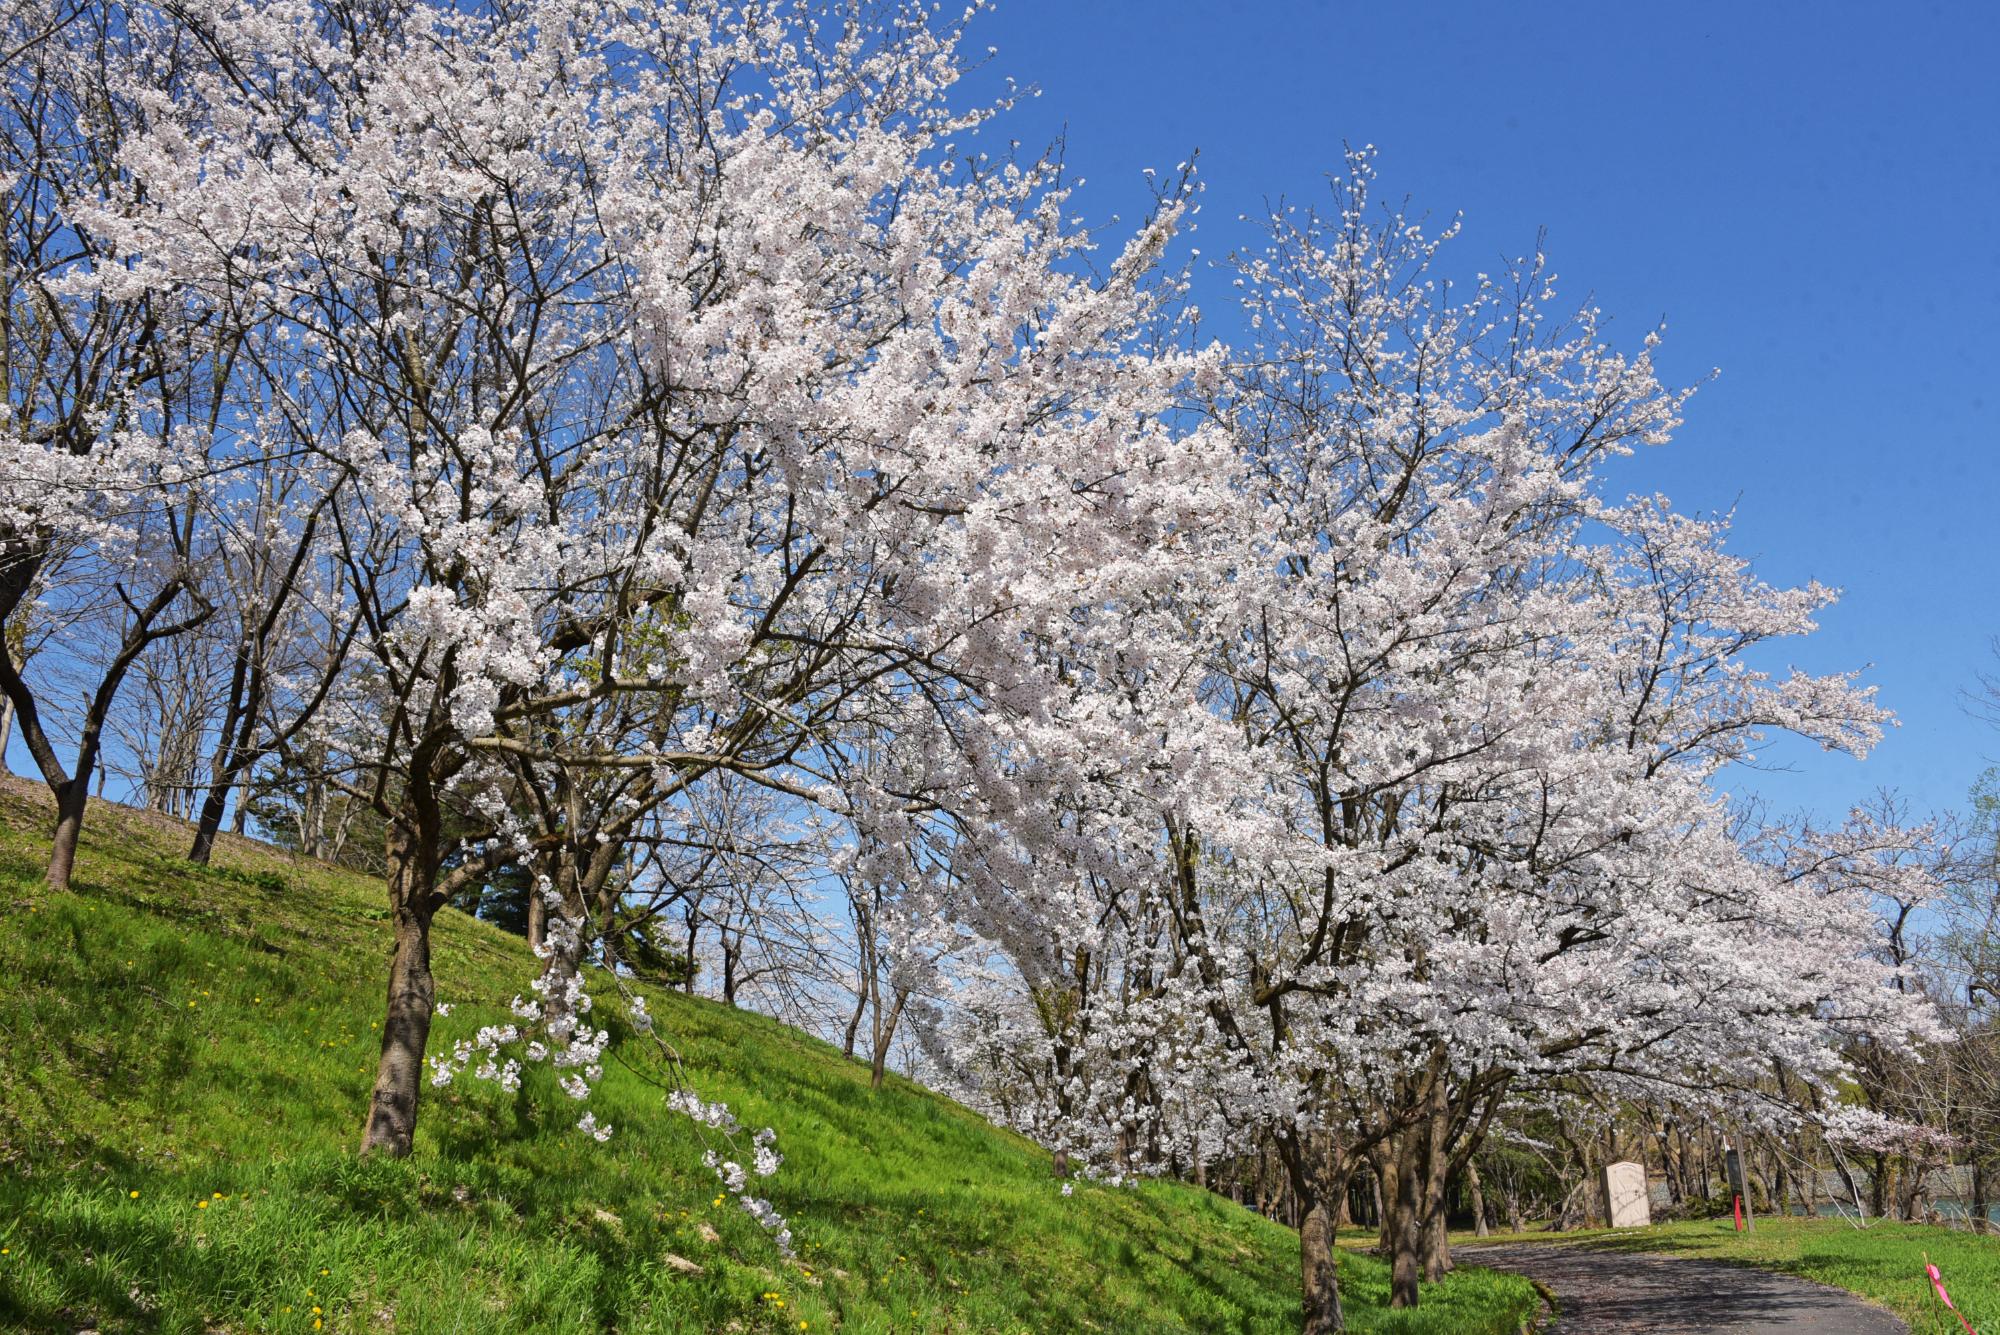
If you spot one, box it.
[0,778,1537,1334]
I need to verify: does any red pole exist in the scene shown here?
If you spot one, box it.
[1733,1195,1744,1232]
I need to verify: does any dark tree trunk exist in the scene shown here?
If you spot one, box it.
[1299,1199,1345,1335]
[1373,1138,1422,1309]
[1418,1082,1453,1282]
[188,631,255,865]
[841,990,865,1059]
[361,819,441,1156]
[1281,1131,1349,1334]
[869,987,908,1090]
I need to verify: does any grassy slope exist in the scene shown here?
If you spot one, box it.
[1458,1217,2000,1335]
[0,779,1536,1335]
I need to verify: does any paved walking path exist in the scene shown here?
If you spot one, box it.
[1468,1244,1908,1334]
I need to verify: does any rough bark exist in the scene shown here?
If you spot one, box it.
[1373,1138,1423,1309]
[1282,1131,1349,1334]
[1418,1080,1453,1282]
[1467,1159,1491,1237]
[361,819,441,1156]
[1299,1199,1345,1335]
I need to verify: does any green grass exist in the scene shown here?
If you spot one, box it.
[1459,1216,2000,1335]
[0,779,1538,1334]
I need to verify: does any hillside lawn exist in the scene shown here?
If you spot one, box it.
[0,779,1539,1334]
[1456,1216,1999,1335]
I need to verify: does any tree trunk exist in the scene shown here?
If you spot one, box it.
[1373,1139,1422,1309]
[46,778,87,893]
[361,822,440,1156]
[1419,1201,1452,1285]
[841,989,865,1059]
[188,631,255,865]
[1468,1159,1491,1237]
[1971,1160,1989,1234]
[1279,1130,1349,1334]
[527,886,547,955]
[1300,1199,1345,1334]
[869,986,909,1090]
[1418,1082,1453,1282]
[0,694,14,773]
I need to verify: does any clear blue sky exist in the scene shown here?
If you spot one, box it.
[964,0,2000,825]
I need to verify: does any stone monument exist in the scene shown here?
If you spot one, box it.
[1600,1160,1651,1228]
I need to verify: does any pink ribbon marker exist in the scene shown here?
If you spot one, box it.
[1927,1261,1980,1335]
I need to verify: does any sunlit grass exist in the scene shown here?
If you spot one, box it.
[0,780,1537,1333]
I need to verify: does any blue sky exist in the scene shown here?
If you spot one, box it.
[963,0,2000,825]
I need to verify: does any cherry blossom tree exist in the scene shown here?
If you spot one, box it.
[939,154,1941,1330]
[96,0,1224,1156]
[0,0,235,889]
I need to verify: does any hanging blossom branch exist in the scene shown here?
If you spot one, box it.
[427,881,612,1120]
[426,878,793,1254]
[619,980,793,1256]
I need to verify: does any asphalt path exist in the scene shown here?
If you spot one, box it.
[1468,1244,1909,1334]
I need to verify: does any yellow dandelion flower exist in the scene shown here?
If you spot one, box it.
[319,1267,329,1276]
[313,1305,322,1314]
[129,1190,140,1199]
[212,1192,223,1199]
[197,1200,208,1209]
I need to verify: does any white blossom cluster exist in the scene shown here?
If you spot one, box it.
[675,1095,788,1253]
[427,887,612,1135]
